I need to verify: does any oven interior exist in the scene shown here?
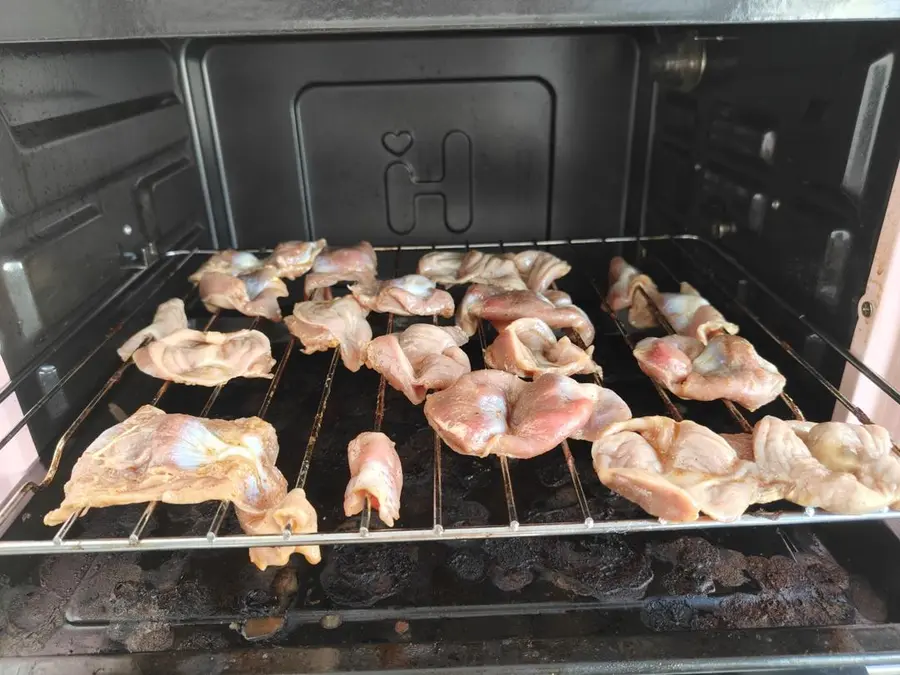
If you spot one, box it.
[1,20,900,673]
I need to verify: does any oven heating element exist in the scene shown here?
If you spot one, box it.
[0,235,899,556]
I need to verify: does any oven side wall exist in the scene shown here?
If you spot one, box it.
[643,23,900,396]
[0,42,206,450]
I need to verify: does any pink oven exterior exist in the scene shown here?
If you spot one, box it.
[837,163,900,436]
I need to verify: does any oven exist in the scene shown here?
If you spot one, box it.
[1,5,900,673]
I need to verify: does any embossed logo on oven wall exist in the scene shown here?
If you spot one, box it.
[383,130,473,235]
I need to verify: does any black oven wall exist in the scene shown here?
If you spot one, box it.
[0,42,205,450]
[185,32,640,248]
[644,22,900,391]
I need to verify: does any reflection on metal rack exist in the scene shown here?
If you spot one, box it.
[1,236,900,557]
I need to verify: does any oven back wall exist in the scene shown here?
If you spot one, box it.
[190,33,638,247]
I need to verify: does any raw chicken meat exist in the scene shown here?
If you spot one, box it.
[424,370,631,459]
[343,431,403,527]
[484,318,600,378]
[509,250,572,293]
[241,488,321,569]
[266,239,327,279]
[417,250,526,290]
[591,417,760,522]
[750,416,888,514]
[605,256,660,328]
[365,324,470,404]
[416,251,466,285]
[303,241,378,296]
[349,274,455,317]
[188,250,265,284]
[132,328,275,386]
[197,265,289,322]
[457,251,527,290]
[416,249,571,292]
[786,420,900,507]
[44,405,320,570]
[633,333,785,411]
[284,295,372,371]
[457,284,595,345]
[117,298,188,360]
[655,283,739,344]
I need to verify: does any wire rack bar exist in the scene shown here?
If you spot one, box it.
[472,241,519,529]
[201,323,296,543]
[2,238,899,557]
[360,246,402,535]
[293,350,340,492]
[586,277,685,422]
[430,247,446,535]
[7,508,900,555]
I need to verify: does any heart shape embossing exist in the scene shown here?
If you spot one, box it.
[382,130,413,157]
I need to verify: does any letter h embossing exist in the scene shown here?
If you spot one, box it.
[383,130,472,235]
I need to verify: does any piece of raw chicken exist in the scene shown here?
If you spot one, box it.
[591,416,761,522]
[424,370,631,459]
[633,333,785,411]
[284,295,372,371]
[417,249,571,292]
[349,274,455,317]
[605,256,660,328]
[343,431,403,527]
[606,258,737,342]
[509,250,572,293]
[188,250,265,284]
[455,251,527,290]
[655,282,739,344]
[746,416,889,514]
[131,328,276,386]
[365,324,471,404]
[416,251,466,285]
[197,265,289,322]
[457,284,595,345]
[786,419,900,508]
[266,239,327,280]
[484,318,600,378]
[44,405,320,570]
[303,241,378,296]
[417,250,525,290]
[117,298,188,360]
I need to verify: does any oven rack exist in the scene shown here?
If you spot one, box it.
[0,235,898,556]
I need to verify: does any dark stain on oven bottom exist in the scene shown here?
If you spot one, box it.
[0,496,873,656]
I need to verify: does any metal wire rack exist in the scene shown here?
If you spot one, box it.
[1,235,899,557]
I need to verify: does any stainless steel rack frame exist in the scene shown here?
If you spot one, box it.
[0,234,899,557]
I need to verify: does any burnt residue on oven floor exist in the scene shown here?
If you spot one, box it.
[0,484,883,656]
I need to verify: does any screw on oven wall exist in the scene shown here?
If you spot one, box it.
[122,224,133,235]
[771,199,781,210]
[320,614,342,630]
[861,301,874,317]
[37,364,68,420]
[712,222,738,239]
